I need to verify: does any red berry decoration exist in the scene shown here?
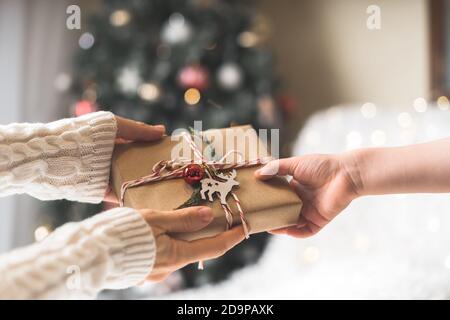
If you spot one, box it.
[183,164,205,185]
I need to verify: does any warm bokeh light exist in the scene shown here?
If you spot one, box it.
[138,83,160,101]
[238,31,258,47]
[110,10,131,27]
[34,225,50,242]
[184,88,201,105]
[437,96,450,110]
[360,102,377,119]
[413,97,427,113]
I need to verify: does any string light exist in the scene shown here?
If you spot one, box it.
[303,246,320,263]
[397,112,413,128]
[110,9,131,27]
[437,96,450,110]
[138,83,160,102]
[371,129,386,146]
[78,32,95,50]
[34,225,50,242]
[360,102,377,119]
[184,88,201,105]
[413,97,427,113]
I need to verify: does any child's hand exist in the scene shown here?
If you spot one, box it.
[255,153,361,238]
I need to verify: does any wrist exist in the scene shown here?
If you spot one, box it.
[338,149,368,199]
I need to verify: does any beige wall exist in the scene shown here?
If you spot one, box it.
[259,0,430,139]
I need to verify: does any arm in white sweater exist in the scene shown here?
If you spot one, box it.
[0,112,156,299]
[0,207,155,299]
[0,111,117,203]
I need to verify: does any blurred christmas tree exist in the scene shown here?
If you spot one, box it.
[46,0,294,291]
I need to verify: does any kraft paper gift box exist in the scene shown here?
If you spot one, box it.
[111,125,302,241]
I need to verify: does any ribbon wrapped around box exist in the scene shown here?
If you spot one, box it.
[111,125,302,241]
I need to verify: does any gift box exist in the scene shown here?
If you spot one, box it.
[111,125,302,241]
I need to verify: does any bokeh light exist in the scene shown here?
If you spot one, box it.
[437,96,450,110]
[78,32,95,50]
[360,102,377,119]
[34,225,50,242]
[54,73,72,92]
[110,9,131,27]
[238,31,258,47]
[74,100,96,116]
[184,88,201,105]
[138,83,160,101]
[413,97,427,113]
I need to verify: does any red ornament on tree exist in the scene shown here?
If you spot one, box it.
[183,164,205,185]
[177,64,210,90]
[74,100,96,117]
[278,95,296,116]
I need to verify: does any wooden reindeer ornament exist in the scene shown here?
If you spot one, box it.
[200,170,239,205]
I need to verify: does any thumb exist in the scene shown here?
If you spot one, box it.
[254,157,299,180]
[144,206,214,233]
[116,116,166,142]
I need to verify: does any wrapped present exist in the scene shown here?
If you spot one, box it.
[111,125,302,241]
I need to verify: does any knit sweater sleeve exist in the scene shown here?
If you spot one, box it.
[0,207,156,299]
[0,111,117,203]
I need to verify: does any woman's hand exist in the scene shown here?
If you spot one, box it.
[255,153,361,238]
[104,116,166,203]
[139,206,245,282]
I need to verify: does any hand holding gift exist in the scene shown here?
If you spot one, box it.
[255,154,358,238]
[139,206,244,281]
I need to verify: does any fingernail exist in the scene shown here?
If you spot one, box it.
[198,207,213,222]
[257,162,277,176]
[153,125,166,133]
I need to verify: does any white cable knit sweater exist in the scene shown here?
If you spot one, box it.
[0,112,156,299]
